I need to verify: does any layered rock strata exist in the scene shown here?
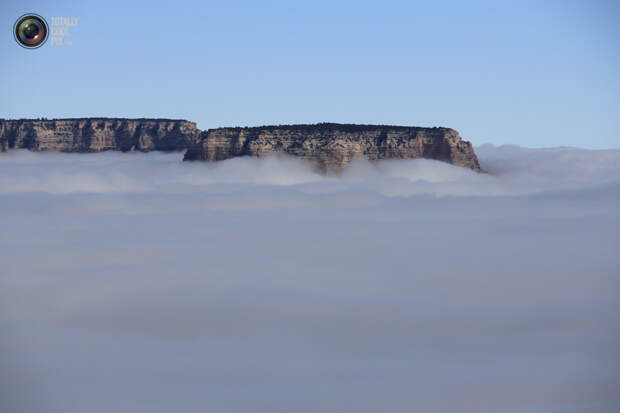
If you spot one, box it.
[0,120,481,172]
[183,123,481,172]
[0,118,198,152]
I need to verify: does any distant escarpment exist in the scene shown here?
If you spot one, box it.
[0,118,199,152]
[1,119,481,172]
[184,123,481,172]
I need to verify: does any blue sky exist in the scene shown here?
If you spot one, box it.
[1,0,619,148]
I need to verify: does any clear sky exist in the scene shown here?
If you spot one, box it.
[1,0,619,148]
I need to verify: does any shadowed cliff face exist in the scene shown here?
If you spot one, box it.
[183,123,481,172]
[0,119,199,152]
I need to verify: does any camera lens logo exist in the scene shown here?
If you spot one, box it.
[14,14,49,49]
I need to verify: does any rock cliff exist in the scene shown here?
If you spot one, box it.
[0,118,199,152]
[183,123,481,172]
[1,119,481,172]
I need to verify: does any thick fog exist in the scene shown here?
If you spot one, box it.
[1,146,619,413]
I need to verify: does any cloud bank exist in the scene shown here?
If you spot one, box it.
[0,146,619,413]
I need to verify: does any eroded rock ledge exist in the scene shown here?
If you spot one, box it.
[0,119,481,172]
[183,123,481,172]
[0,118,198,152]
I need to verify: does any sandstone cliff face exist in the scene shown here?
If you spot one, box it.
[0,118,198,152]
[1,120,481,173]
[183,123,481,172]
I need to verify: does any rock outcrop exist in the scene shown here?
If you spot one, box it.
[0,118,199,152]
[1,119,481,172]
[183,123,481,172]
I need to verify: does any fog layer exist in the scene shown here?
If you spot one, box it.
[1,146,619,413]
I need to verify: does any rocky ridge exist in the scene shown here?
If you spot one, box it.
[184,123,481,172]
[1,119,480,172]
[0,118,198,152]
